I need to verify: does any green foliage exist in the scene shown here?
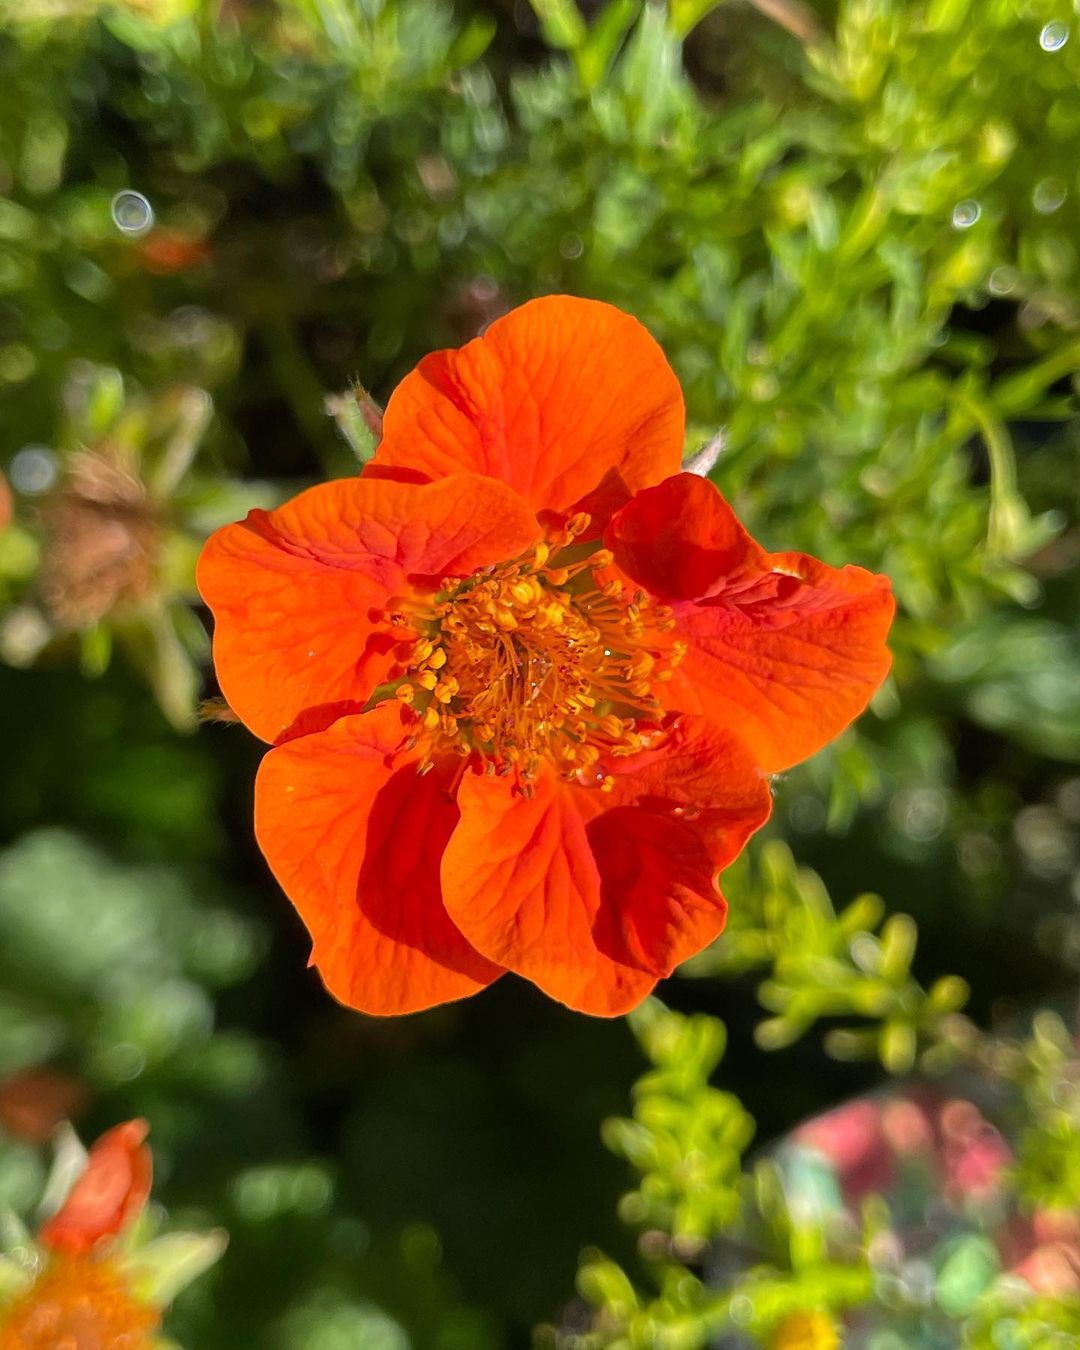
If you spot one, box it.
[1007,1012,1080,1212]
[931,606,1080,761]
[0,827,263,1096]
[684,840,971,1073]
[603,1002,753,1245]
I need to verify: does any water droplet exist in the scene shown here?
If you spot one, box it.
[576,766,606,788]
[951,199,981,230]
[110,189,154,236]
[988,265,1019,296]
[728,1294,754,1326]
[1033,177,1067,214]
[10,444,57,495]
[1040,20,1069,50]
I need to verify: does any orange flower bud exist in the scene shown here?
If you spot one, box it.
[39,1120,152,1256]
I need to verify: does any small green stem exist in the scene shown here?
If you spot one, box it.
[955,390,1025,559]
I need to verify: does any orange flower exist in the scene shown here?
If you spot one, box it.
[4,1120,160,1348]
[198,296,894,1017]
[0,1118,225,1349]
[0,1257,161,1349]
[39,1119,152,1256]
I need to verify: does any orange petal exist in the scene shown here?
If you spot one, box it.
[254,705,502,1015]
[40,1120,152,1256]
[369,296,684,525]
[440,719,770,1016]
[197,473,539,743]
[606,474,895,773]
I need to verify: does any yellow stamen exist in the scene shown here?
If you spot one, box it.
[389,530,681,789]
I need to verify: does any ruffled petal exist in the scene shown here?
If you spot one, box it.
[254,705,503,1015]
[606,474,895,773]
[440,718,770,1016]
[198,473,539,743]
[369,295,685,526]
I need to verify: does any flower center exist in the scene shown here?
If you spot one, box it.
[389,514,684,791]
[0,1255,160,1348]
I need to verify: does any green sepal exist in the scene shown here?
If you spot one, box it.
[37,1121,88,1226]
[122,1229,228,1310]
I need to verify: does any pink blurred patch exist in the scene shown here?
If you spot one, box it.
[939,1098,1012,1202]
[881,1098,935,1156]
[1033,1209,1080,1244]
[1013,1242,1080,1294]
[796,1100,894,1198]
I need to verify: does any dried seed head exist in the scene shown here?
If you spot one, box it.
[39,449,161,630]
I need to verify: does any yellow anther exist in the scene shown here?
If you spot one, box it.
[395,684,416,704]
[566,511,591,537]
[434,677,459,704]
[427,646,447,669]
[590,549,614,569]
[509,579,540,607]
[421,705,440,730]
[416,670,438,691]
